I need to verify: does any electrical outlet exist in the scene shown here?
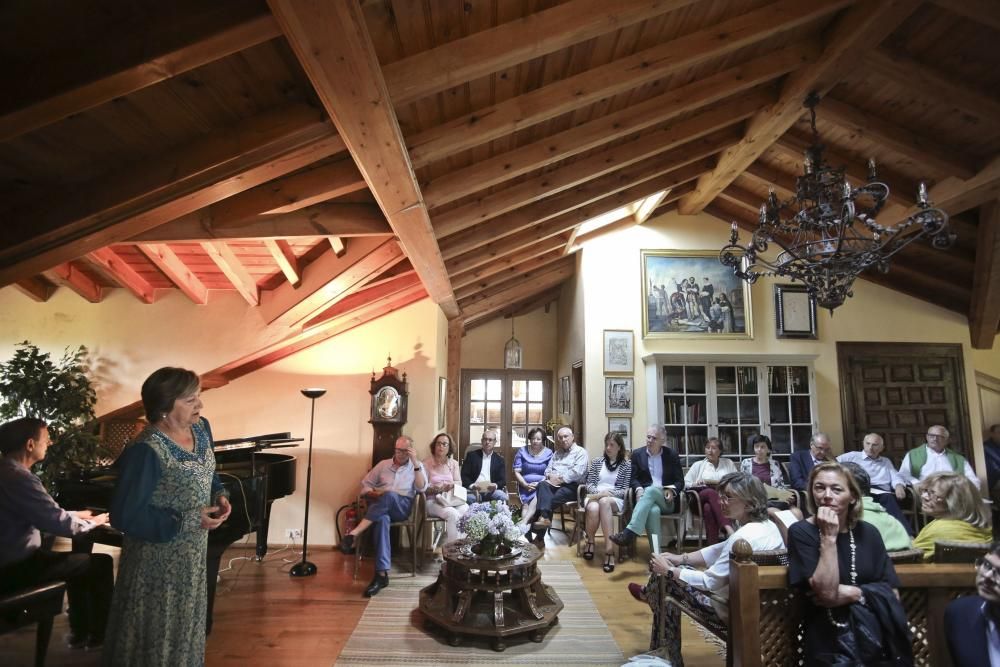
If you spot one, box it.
[285,528,302,540]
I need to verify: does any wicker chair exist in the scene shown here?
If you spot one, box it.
[934,540,992,563]
[0,581,66,667]
[353,492,425,579]
[572,484,634,560]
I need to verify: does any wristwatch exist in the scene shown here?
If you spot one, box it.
[681,553,689,566]
[413,465,423,471]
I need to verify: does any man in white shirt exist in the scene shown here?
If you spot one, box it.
[531,426,588,544]
[837,433,913,535]
[460,429,507,503]
[898,425,980,490]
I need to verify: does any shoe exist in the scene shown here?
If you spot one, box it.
[531,517,551,530]
[582,541,595,561]
[66,633,87,650]
[603,553,615,573]
[339,533,356,554]
[364,573,389,597]
[627,582,647,602]
[609,529,636,547]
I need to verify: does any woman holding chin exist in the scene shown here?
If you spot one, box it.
[103,367,231,667]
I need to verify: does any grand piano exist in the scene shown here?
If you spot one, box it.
[55,431,298,632]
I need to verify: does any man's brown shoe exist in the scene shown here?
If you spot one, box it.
[531,517,551,530]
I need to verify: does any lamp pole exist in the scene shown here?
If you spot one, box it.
[291,388,326,577]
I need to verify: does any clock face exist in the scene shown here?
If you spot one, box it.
[375,386,401,419]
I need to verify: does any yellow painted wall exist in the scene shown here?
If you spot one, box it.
[460,306,558,371]
[572,210,1000,482]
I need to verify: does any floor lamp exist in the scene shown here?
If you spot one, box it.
[291,387,326,577]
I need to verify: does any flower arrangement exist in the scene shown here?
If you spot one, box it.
[458,501,522,557]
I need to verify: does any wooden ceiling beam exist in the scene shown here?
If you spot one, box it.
[450,241,568,292]
[0,104,341,286]
[12,277,55,303]
[259,237,405,327]
[432,92,768,237]
[969,200,1000,349]
[423,43,814,210]
[137,244,208,305]
[459,260,576,318]
[453,248,569,300]
[328,237,346,258]
[928,0,1000,32]
[864,48,1000,123]
[407,0,848,168]
[263,240,301,287]
[132,202,391,242]
[0,0,281,142]
[200,242,260,306]
[464,287,564,331]
[440,148,721,262]
[302,270,422,329]
[574,185,696,248]
[87,247,156,304]
[41,262,104,303]
[679,0,920,215]
[743,162,797,199]
[818,97,976,179]
[383,0,698,107]
[269,0,458,318]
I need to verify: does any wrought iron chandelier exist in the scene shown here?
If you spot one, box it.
[720,92,955,312]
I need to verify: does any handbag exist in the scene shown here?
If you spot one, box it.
[816,603,886,666]
[436,484,468,508]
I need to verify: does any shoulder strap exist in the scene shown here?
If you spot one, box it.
[909,445,927,478]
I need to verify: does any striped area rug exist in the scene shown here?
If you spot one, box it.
[336,561,625,666]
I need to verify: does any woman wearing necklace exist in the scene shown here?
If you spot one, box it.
[513,426,553,540]
[581,432,632,573]
[788,461,912,665]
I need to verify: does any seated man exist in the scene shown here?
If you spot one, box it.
[460,428,507,504]
[898,424,979,490]
[339,435,427,597]
[530,426,587,544]
[837,432,913,535]
[789,432,832,491]
[0,417,114,649]
[944,541,1000,667]
[610,424,684,550]
[840,462,912,551]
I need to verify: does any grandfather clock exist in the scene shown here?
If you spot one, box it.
[369,357,408,466]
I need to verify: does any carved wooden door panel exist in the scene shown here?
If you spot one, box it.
[837,342,973,467]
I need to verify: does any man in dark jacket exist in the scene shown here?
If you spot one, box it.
[460,428,507,503]
[789,432,832,490]
[944,541,1000,667]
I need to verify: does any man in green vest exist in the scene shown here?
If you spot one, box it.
[897,424,980,490]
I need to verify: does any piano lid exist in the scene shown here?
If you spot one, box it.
[212,432,304,453]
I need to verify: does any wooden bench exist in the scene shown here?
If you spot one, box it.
[0,581,67,667]
[725,539,976,666]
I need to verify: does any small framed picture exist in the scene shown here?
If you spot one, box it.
[774,284,817,339]
[608,417,632,451]
[603,329,634,374]
[437,377,447,429]
[559,376,571,415]
[605,377,634,415]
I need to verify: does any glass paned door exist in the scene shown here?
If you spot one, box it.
[714,365,761,459]
[662,365,708,467]
[767,365,813,455]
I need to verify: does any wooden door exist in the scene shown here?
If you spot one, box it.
[837,342,973,466]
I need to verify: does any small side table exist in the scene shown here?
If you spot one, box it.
[418,539,563,651]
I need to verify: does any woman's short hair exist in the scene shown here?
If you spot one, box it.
[840,461,872,496]
[805,462,863,528]
[428,432,456,458]
[603,431,626,463]
[718,471,769,523]
[141,367,200,423]
[526,426,547,447]
[749,433,772,452]
[923,471,992,530]
[0,417,47,456]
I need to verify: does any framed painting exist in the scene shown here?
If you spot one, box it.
[559,375,571,415]
[774,284,817,339]
[605,377,634,415]
[641,250,753,339]
[603,329,634,375]
[437,377,447,429]
[608,417,632,451]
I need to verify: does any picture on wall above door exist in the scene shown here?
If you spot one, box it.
[641,250,753,339]
[605,377,634,415]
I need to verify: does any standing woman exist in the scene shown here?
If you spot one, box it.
[513,426,553,540]
[422,432,467,543]
[582,432,632,572]
[103,368,231,667]
[685,437,737,543]
[787,462,912,665]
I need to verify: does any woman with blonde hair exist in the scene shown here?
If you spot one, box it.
[912,471,992,560]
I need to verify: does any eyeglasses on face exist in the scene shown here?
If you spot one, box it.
[920,488,943,502]
[926,433,946,439]
[719,493,741,504]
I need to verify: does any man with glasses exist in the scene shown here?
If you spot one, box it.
[610,424,684,550]
[944,543,1000,666]
[789,432,832,491]
[898,425,979,490]
[339,435,427,597]
[838,433,913,534]
[460,428,507,504]
[531,426,588,545]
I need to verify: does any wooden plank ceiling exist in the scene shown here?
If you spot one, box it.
[2,0,999,369]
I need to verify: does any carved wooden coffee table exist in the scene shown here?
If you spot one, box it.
[418,539,563,651]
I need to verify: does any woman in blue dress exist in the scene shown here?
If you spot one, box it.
[513,426,553,541]
[103,367,231,667]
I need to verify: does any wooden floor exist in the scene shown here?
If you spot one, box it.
[0,532,724,667]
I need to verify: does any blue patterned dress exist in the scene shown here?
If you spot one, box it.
[513,446,553,504]
[103,418,225,667]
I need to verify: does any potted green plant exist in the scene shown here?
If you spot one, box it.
[0,341,104,489]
